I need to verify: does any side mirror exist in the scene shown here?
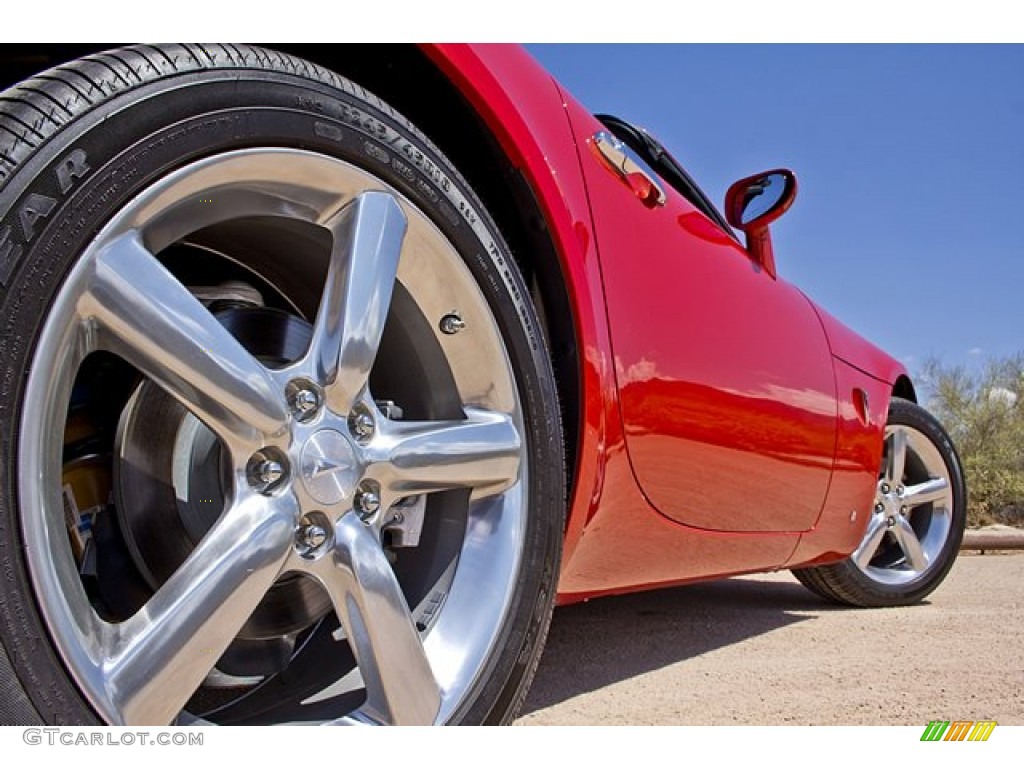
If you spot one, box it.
[724,169,797,279]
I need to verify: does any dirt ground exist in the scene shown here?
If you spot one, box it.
[516,552,1024,725]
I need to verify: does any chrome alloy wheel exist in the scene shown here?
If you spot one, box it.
[852,423,954,586]
[19,148,528,725]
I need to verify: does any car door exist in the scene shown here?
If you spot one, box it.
[566,102,837,533]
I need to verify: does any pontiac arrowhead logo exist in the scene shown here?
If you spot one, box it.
[300,429,359,506]
[309,456,346,479]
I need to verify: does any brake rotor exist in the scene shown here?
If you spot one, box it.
[114,306,332,677]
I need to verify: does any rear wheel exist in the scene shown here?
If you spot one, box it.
[793,397,965,607]
[0,45,564,725]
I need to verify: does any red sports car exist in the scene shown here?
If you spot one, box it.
[0,44,965,726]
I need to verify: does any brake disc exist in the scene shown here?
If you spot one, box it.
[114,305,332,678]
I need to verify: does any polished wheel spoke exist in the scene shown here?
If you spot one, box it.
[101,494,295,725]
[902,477,950,509]
[25,149,529,727]
[374,407,521,500]
[310,513,441,725]
[853,515,889,569]
[308,192,408,414]
[854,422,956,586]
[892,516,928,571]
[885,429,908,485]
[81,231,288,448]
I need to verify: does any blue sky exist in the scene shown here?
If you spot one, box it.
[528,45,1024,376]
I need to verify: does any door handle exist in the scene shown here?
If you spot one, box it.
[590,131,666,207]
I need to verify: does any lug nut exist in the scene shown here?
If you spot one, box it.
[248,452,288,493]
[880,483,891,495]
[295,513,331,557]
[439,313,466,335]
[886,516,896,528]
[900,506,908,515]
[293,389,318,414]
[287,380,321,421]
[351,412,375,440]
[875,502,885,514]
[258,460,283,485]
[256,460,285,488]
[299,524,328,551]
[356,490,381,521]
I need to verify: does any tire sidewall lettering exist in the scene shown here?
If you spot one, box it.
[0,149,93,289]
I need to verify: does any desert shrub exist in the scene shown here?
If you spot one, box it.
[922,355,1024,527]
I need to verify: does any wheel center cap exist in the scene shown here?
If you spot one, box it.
[300,429,359,505]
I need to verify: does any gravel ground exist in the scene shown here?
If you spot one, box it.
[517,552,1024,725]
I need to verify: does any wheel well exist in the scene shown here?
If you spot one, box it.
[0,43,582,493]
[893,375,917,403]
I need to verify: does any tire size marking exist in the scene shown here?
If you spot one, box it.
[295,95,326,114]
[320,104,544,355]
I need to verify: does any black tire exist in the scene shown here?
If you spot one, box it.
[0,45,564,725]
[792,397,966,607]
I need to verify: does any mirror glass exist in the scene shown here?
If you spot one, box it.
[740,172,788,225]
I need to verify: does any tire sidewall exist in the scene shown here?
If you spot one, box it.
[0,64,563,724]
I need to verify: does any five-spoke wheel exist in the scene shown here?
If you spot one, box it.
[0,46,564,726]
[793,398,966,607]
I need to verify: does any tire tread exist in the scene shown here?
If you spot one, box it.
[0,44,456,208]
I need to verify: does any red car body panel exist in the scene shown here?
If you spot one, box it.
[811,300,910,387]
[786,360,892,568]
[421,44,910,603]
[562,97,838,535]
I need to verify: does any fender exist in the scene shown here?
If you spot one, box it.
[788,297,913,567]
[421,45,812,601]
[419,44,620,574]
[807,296,911,387]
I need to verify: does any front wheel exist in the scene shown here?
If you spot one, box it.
[793,397,966,607]
[0,45,564,725]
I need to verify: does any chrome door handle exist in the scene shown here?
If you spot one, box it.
[590,131,666,207]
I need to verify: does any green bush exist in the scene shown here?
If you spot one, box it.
[922,355,1024,527]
